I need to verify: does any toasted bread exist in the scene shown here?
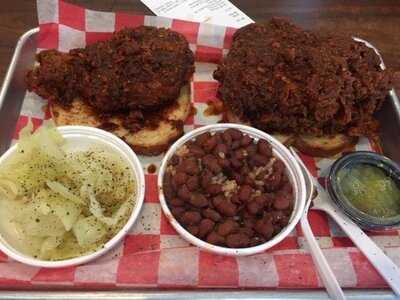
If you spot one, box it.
[223,106,294,147]
[51,85,192,156]
[223,106,358,157]
[293,134,358,157]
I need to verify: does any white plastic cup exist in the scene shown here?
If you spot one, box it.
[158,123,306,256]
[0,126,145,268]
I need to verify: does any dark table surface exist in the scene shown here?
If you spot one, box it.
[1,0,399,91]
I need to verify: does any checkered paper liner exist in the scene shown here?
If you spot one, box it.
[1,0,399,290]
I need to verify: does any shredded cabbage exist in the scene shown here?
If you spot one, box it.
[46,181,85,206]
[88,187,132,227]
[0,121,136,260]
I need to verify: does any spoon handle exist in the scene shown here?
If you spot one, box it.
[315,202,400,296]
[301,217,346,300]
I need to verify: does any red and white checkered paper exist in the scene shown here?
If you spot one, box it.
[2,0,399,290]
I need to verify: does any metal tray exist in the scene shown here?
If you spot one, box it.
[0,28,399,300]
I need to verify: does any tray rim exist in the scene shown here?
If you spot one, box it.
[0,27,398,299]
[0,288,397,299]
[0,27,38,112]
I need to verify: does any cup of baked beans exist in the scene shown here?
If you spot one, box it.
[158,124,306,256]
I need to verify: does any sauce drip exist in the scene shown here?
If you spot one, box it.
[204,100,224,116]
[147,164,157,174]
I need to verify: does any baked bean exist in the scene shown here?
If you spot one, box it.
[202,154,221,174]
[254,218,274,239]
[186,176,200,191]
[238,227,254,237]
[215,200,237,217]
[218,157,231,168]
[201,170,213,189]
[169,197,184,206]
[202,208,222,222]
[244,176,255,187]
[238,185,252,202]
[226,233,250,248]
[203,135,218,152]
[230,194,241,204]
[181,211,202,225]
[281,182,292,193]
[277,215,290,227]
[243,216,255,229]
[188,143,205,157]
[246,143,257,156]
[274,194,291,210]
[225,128,243,140]
[217,219,239,236]
[207,184,222,195]
[198,219,215,238]
[189,193,209,208]
[177,185,191,200]
[254,194,270,206]
[222,130,233,145]
[241,134,252,146]
[214,132,224,143]
[187,225,199,236]
[264,172,282,192]
[214,143,228,156]
[234,149,246,160]
[252,154,269,166]
[174,172,187,186]
[257,139,272,156]
[212,195,225,207]
[230,157,243,169]
[209,161,222,174]
[271,210,288,225]
[196,132,211,146]
[181,158,200,175]
[273,224,284,235]
[274,160,286,174]
[206,231,225,246]
[247,201,263,215]
[163,177,176,199]
[231,140,241,150]
[171,207,185,218]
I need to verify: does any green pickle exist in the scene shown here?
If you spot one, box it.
[337,164,400,218]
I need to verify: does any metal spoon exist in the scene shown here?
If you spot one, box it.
[290,148,346,300]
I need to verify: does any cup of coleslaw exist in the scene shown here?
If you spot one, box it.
[0,123,145,268]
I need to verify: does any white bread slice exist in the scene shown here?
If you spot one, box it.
[293,134,358,157]
[51,85,191,156]
[223,106,357,157]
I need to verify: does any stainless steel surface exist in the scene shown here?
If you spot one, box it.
[0,28,38,155]
[0,28,399,299]
[0,290,397,300]
[377,89,400,164]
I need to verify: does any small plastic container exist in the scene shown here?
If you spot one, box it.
[0,126,145,268]
[158,123,306,256]
[327,151,400,230]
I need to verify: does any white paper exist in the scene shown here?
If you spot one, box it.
[140,0,254,28]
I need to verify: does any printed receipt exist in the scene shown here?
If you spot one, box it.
[140,0,254,28]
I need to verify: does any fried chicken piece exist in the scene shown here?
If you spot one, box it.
[27,26,194,114]
[214,18,392,137]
